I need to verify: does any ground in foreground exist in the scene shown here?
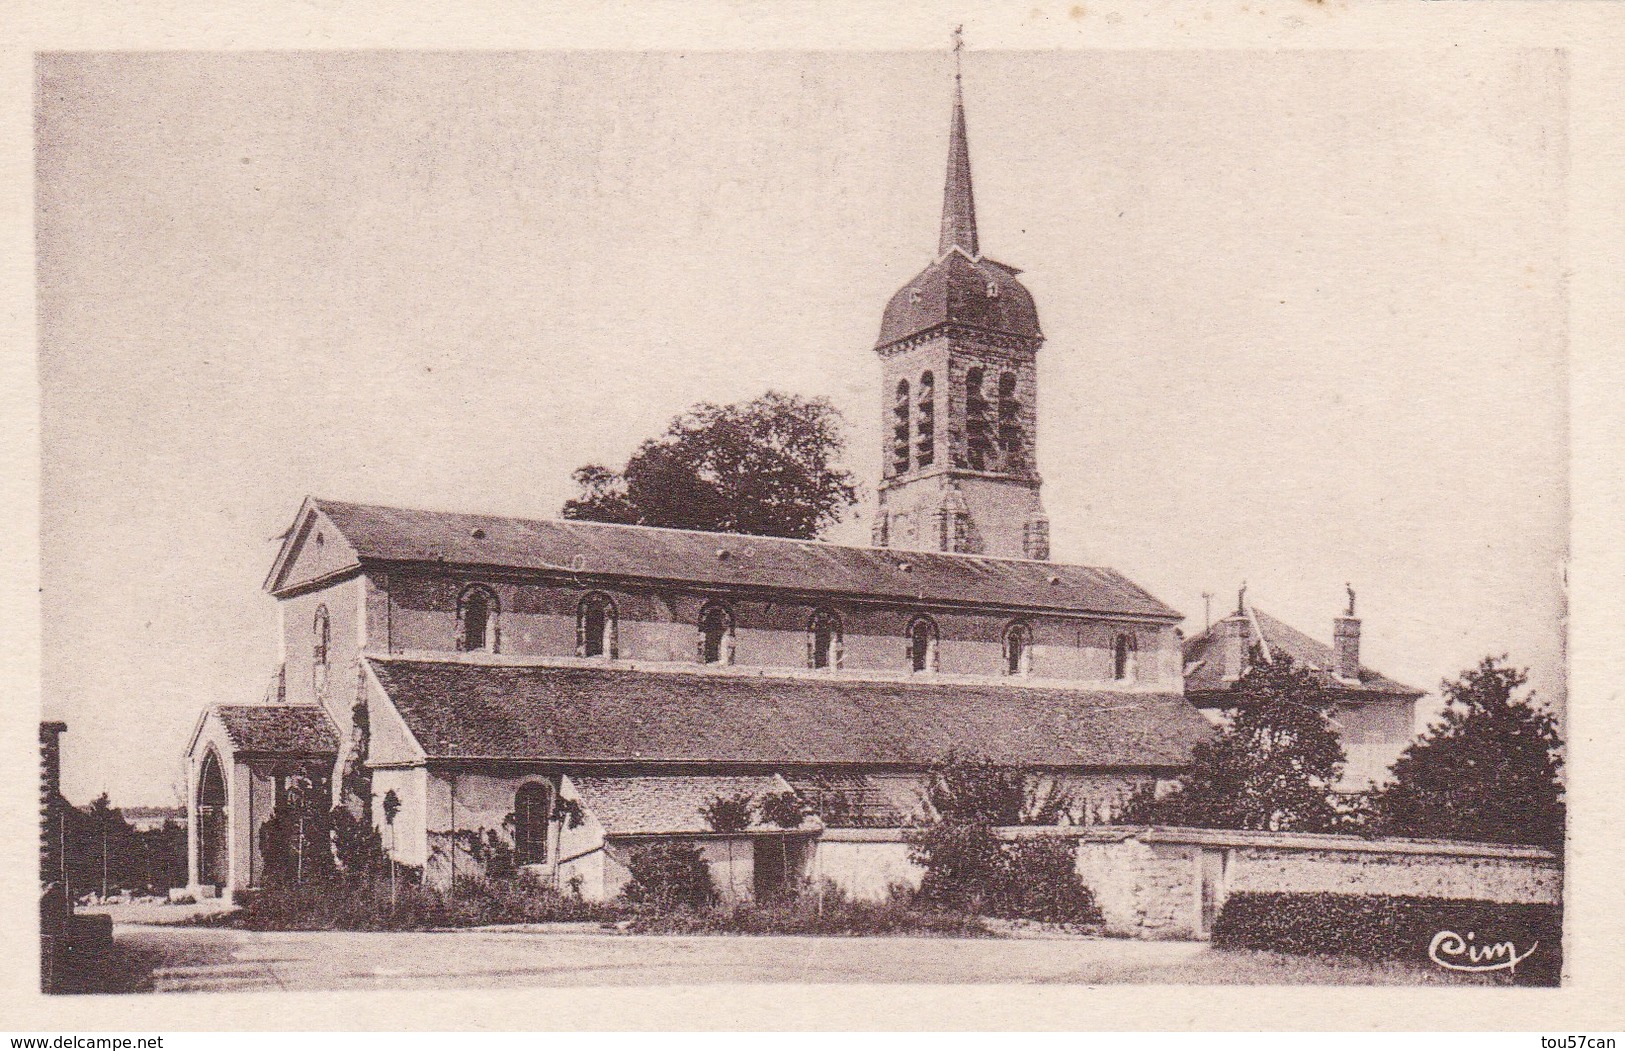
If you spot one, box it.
[101,921,1488,993]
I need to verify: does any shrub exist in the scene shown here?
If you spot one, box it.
[208,872,617,931]
[911,825,1101,925]
[907,753,1102,925]
[619,842,716,910]
[1211,891,1561,987]
[1002,837,1102,925]
[621,884,987,938]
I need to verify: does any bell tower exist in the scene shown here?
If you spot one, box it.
[870,58,1049,560]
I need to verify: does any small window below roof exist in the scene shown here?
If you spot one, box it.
[457,585,499,654]
[808,609,842,670]
[1003,621,1032,677]
[577,592,618,659]
[698,601,735,665]
[1113,633,1138,682]
[908,616,939,673]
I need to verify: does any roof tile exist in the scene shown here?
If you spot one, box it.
[570,774,817,836]
[369,658,1211,769]
[214,705,340,755]
[304,498,1179,620]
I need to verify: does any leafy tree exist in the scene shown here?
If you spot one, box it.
[1371,656,1564,847]
[64,794,138,898]
[1130,647,1347,833]
[562,391,859,540]
[701,791,755,900]
[908,752,1097,922]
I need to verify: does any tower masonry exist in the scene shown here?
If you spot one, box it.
[871,75,1050,560]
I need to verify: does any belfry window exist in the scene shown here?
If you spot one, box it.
[908,616,939,673]
[1113,633,1138,682]
[1003,621,1032,676]
[513,782,551,866]
[698,602,736,665]
[576,592,618,659]
[964,367,990,470]
[893,379,912,475]
[915,371,936,468]
[997,371,1022,460]
[457,586,499,653]
[312,605,330,692]
[808,609,842,670]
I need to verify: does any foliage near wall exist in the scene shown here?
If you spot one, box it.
[908,752,1101,924]
[623,885,988,937]
[1123,649,1349,833]
[1371,657,1565,847]
[619,842,717,910]
[1211,891,1561,987]
[213,874,613,932]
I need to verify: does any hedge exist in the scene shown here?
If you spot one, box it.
[1211,891,1561,986]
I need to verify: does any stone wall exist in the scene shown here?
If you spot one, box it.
[813,824,1561,941]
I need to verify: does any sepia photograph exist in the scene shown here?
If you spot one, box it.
[20,10,1606,1026]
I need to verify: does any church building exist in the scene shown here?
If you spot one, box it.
[183,73,1219,902]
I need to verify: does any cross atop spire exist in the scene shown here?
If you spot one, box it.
[938,30,979,259]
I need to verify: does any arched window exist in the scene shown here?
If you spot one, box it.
[312,605,330,692]
[1113,633,1138,682]
[915,371,936,468]
[892,379,912,475]
[807,609,842,670]
[457,586,499,653]
[514,782,551,866]
[576,592,618,659]
[1003,621,1033,676]
[908,616,939,673]
[998,371,1022,458]
[964,367,990,470]
[698,601,735,665]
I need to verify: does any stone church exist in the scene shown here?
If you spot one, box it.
[182,73,1416,903]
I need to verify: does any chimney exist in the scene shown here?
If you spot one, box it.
[1333,616,1361,681]
[1333,583,1361,681]
[1218,615,1250,681]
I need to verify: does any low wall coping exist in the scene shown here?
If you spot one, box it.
[1132,825,1559,860]
[816,824,1558,861]
[817,828,912,843]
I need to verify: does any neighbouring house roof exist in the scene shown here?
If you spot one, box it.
[272,497,1179,621]
[367,657,1212,769]
[1182,608,1424,702]
[568,774,820,836]
[211,705,341,756]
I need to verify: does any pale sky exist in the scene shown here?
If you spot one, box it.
[37,49,1567,805]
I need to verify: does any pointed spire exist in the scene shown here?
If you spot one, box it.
[938,31,979,259]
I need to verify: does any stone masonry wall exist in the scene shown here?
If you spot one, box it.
[815,825,1560,941]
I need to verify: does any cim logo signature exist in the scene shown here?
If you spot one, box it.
[1428,929,1538,974]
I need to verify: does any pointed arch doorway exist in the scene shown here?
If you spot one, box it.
[196,751,229,890]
